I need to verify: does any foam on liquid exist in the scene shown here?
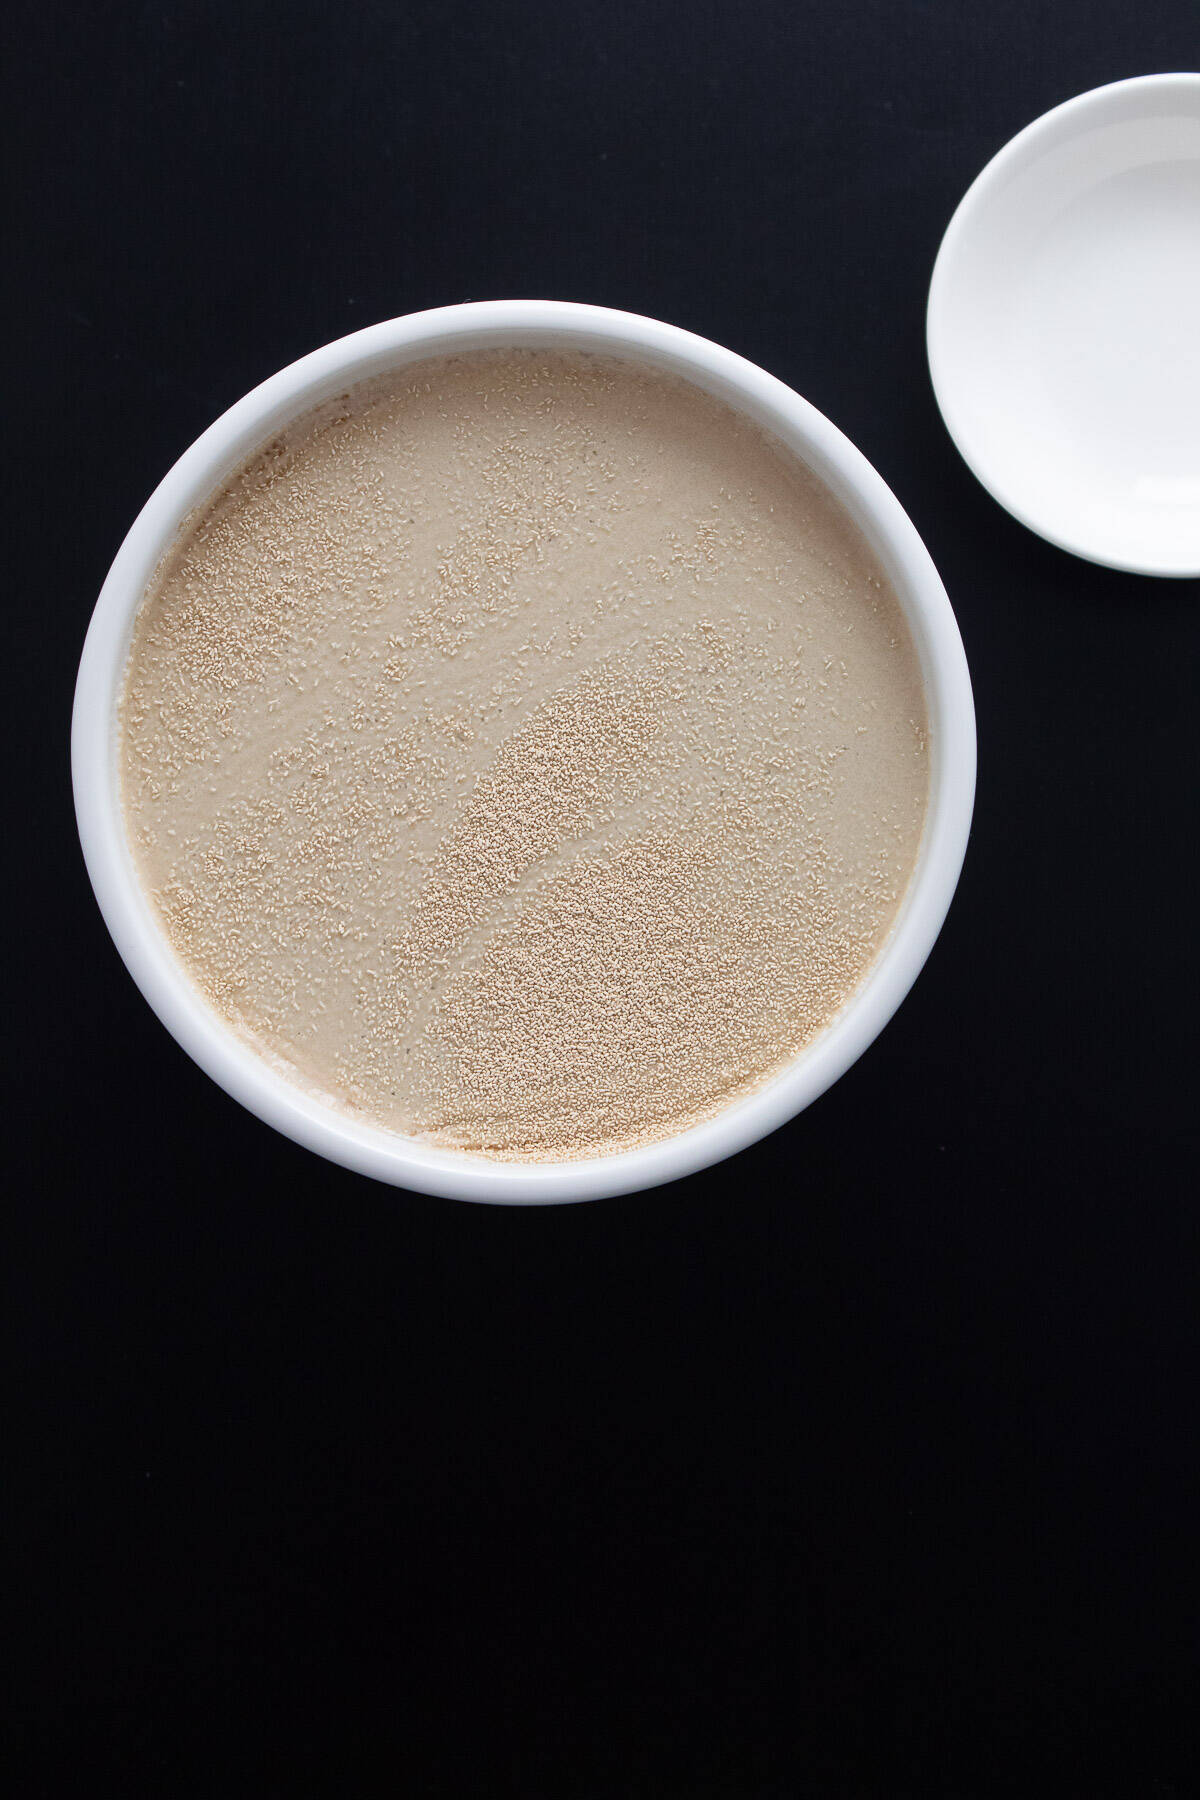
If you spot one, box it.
[121,351,929,1160]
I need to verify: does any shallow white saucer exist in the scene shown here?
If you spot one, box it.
[928,73,1200,577]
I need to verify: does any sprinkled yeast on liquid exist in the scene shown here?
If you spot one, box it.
[120,351,929,1161]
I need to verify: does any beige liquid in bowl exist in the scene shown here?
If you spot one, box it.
[120,350,929,1161]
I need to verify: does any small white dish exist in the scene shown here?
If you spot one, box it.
[928,73,1200,577]
[73,301,975,1204]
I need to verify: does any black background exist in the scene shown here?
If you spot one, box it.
[7,2,1200,1794]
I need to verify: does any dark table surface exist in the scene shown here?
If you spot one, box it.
[7,2,1200,1793]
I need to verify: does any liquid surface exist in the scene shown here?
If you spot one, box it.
[121,351,928,1160]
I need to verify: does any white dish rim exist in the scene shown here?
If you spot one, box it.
[926,71,1200,579]
[72,299,976,1204]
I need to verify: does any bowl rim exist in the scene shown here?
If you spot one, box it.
[72,299,976,1204]
[926,71,1200,579]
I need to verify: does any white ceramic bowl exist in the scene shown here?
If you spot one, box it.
[73,301,975,1204]
[928,73,1200,577]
